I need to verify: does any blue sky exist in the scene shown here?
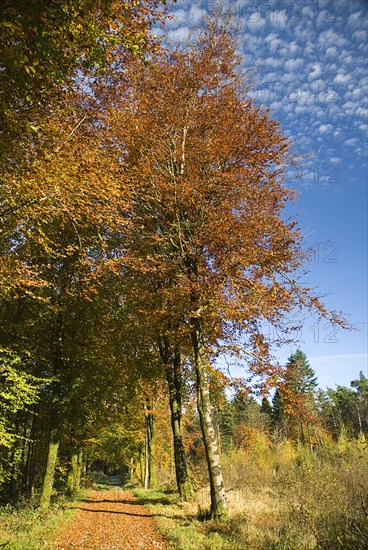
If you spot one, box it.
[163,0,367,390]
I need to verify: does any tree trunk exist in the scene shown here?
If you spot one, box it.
[83,455,89,487]
[139,450,144,485]
[5,418,21,502]
[24,413,37,497]
[144,399,155,489]
[39,384,60,509]
[67,451,81,495]
[39,311,63,509]
[39,420,59,509]
[19,414,33,497]
[130,457,135,483]
[75,449,83,491]
[162,341,192,500]
[191,314,228,520]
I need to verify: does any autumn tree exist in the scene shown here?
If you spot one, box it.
[0,0,169,307]
[0,0,166,163]
[0,94,135,506]
[88,12,347,518]
[0,2,171,506]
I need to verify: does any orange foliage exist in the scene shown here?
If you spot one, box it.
[91,18,347,388]
[234,424,259,451]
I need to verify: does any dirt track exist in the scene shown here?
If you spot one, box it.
[54,489,168,550]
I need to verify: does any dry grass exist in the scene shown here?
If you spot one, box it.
[141,436,368,550]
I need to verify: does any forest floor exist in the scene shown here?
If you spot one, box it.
[53,488,168,550]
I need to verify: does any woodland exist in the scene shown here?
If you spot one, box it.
[0,2,367,549]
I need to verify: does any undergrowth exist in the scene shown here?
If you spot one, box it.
[0,492,86,549]
[135,437,368,550]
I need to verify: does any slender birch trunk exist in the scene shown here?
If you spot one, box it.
[190,312,228,520]
[139,451,145,485]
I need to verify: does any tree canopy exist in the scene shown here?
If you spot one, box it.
[0,0,165,155]
[0,8,351,521]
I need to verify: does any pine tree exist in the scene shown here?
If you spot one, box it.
[272,350,318,441]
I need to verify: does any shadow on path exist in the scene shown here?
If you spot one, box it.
[54,489,169,549]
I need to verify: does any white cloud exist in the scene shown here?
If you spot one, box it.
[308,63,322,80]
[325,62,338,72]
[271,10,287,29]
[264,32,285,54]
[355,107,368,118]
[289,42,301,55]
[353,30,368,42]
[311,109,327,120]
[354,146,366,156]
[284,58,304,72]
[245,14,266,31]
[334,73,351,84]
[344,138,359,146]
[319,124,333,134]
[270,100,283,111]
[167,26,189,43]
[297,90,314,106]
[242,34,264,54]
[325,46,338,58]
[294,25,314,41]
[348,12,363,28]
[349,87,364,99]
[318,29,347,48]
[280,72,300,84]
[301,6,314,19]
[303,41,315,57]
[343,52,354,64]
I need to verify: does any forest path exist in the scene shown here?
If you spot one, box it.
[53,488,168,550]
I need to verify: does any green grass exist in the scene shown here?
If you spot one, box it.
[0,492,88,549]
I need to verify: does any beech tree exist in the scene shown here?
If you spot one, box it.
[0,0,166,163]
[0,1,170,304]
[0,94,134,506]
[96,15,346,519]
[0,0,172,503]
[0,348,43,492]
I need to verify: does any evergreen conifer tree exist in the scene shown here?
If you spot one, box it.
[272,350,318,441]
